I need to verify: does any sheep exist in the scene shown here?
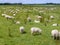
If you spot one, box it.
[27,17,31,22]
[50,15,54,19]
[5,15,14,19]
[50,8,54,10]
[39,11,44,13]
[51,29,59,40]
[19,26,25,33]
[2,14,14,19]
[34,20,40,23]
[16,9,19,11]
[2,14,6,17]
[16,21,20,24]
[13,14,16,16]
[36,15,42,19]
[52,23,58,26]
[31,27,42,35]
[36,15,44,23]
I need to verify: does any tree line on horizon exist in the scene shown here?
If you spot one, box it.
[0,3,60,5]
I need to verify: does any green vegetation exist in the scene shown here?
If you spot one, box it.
[0,5,60,45]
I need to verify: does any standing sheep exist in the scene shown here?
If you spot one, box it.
[51,29,59,40]
[50,15,54,19]
[37,15,42,19]
[5,15,14,19]
[31,27,42,35]
[27,17,31,22]
[19,26,25,33]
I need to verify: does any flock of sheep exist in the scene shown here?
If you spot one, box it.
[19,26,60,40]
[1,7,60,41]
[19,15,60,40]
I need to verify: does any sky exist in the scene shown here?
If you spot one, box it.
[0,0,60,4]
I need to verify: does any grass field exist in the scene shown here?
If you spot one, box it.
[0,5,60,45]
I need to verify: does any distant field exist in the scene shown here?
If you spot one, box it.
[0,5,60,45]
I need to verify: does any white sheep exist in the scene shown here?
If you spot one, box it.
[27,17,31,22]
[52,23,58,26]
[36,15,42,19]
[34,20,40,23]
[19,26,24,33]
[50,15,54,19]
[2,14,6,17]
[13,14,16,16]
[5,15,14,19]
[16,21,20,24]
[31,27,42,35]
[51,29,59,40]
[39,11,44,13]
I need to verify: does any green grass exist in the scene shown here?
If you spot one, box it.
[0,5,60,45]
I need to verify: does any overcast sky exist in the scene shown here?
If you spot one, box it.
[0,0,60,4]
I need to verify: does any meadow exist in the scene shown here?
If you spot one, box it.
[0,5,60,45]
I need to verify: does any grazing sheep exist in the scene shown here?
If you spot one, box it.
[37,15,42,19]
[31,27,42,35]
[50,15,54,19]
[39,11,44,13]
[19,26,25,33]
[27,17,31,22]
[34,20,40,23]
[52,23,58,26]
[13,14,16,16]
[2,14,6,17]
[51,29,59,40]
[5,15,14,19]
[50,8,54,10]
[16,21,20,24]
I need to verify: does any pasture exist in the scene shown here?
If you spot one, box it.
[0,5,60,45]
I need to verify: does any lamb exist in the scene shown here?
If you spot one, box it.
[31,27,42,35]
[19,26,25,33]
[51,29,59,40]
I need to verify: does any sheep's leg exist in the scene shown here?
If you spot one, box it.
[31,32,35,36]
[57,36,59,40]
[54,36,56,40]
[29,20,31,22]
